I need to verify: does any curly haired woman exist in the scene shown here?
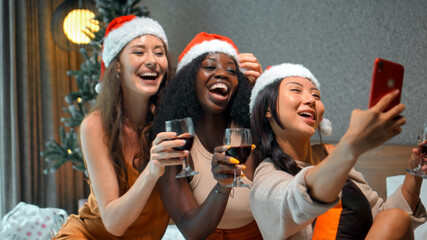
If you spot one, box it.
[151,32,263,239]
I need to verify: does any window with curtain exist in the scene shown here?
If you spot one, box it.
[1,0,89,218]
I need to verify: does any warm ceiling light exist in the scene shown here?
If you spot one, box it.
[51,0,98,51]
[63,9,99,44]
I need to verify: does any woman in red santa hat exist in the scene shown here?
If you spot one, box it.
[249,63,426,239]
[53,15,186,239]
[151,32,263,239]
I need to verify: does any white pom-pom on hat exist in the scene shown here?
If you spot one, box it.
[319,118,332,136]
[95,82,102,94]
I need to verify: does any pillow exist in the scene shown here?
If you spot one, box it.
[387,175,427,240]
[0,202,68,240]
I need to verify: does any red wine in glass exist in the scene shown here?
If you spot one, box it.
[419,140,427,160]
[165,117,198,178]
[224,128,252,188]
[407,122,427,178]
[173,136,194,151]
[225,145,252,164]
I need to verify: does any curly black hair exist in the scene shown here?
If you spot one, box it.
[151,53,253,141]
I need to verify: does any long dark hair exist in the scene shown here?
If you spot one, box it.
[90,43,172,194]
[250,80,301,176]
[151,53,252,140]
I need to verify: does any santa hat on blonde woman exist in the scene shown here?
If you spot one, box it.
[249,63,332,136]
[176,32,240,72]
[95,15,168,93]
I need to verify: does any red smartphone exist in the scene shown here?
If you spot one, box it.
[368,58,404,111]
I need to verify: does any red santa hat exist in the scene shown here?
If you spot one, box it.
[96,15,168,93]
[250,63,332,136]
[176,32,240,72]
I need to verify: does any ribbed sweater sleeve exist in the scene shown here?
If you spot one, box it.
[250,159,339,239]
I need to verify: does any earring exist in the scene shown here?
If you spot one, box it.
[319,118,332,136]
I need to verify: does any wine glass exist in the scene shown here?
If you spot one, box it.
[224,128,253,188]
[406,122,427,178]
[165,117,199,178]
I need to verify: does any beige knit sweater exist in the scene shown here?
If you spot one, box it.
[250,158,427,240]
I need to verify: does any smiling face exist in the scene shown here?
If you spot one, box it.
[269,76,324,139]
[117,34,168,99]
[195,52,239,114]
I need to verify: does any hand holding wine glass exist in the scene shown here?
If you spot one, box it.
[223,128,253,188]
[165,117,199,178]
[406,122,427,178]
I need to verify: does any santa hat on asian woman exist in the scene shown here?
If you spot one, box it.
[249,63,332,136]
[176,32,240,73]
[95,15,168,93]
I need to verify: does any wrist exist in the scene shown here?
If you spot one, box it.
[146,164,162,181]
[214,184,231,195]
[335,137,360,162]
[402,184,420,199]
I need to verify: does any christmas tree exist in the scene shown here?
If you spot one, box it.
[42,0,149,173]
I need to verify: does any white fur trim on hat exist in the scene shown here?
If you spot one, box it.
[102,17,168,68]
[249,63,320,114]
[176,40,239,72]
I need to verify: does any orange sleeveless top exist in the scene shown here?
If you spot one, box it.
[53,163,169,240]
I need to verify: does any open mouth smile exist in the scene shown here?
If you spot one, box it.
[138,72,159,81]
[298,111,315,120]
[208,82,230,97]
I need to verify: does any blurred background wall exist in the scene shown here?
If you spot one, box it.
[144,0,426,145]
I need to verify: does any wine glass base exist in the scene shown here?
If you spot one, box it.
[176,168,199,178]
[406,168,427,179]
[226,180,251,189]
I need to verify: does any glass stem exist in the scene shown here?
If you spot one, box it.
[181,156,188,169]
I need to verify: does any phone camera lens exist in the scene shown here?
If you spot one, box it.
[378,62,384,72]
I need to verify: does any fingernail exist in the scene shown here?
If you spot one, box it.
[226,145,231,150]
[251,144,256,150]
[241,174,245,178]
[241,165,247,170]
[230,157,240,164]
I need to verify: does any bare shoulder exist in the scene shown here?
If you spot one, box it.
[80,111,106,139]
[80,110,102,131]
[80,111,107,152]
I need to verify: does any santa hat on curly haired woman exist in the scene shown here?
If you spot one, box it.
[250,63,332,136]
[95,15,168,93]
[175,32,241,73]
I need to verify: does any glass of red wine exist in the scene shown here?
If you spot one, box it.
[406,122,427,178]
[165,117,199,178]
[224,128,253,188]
